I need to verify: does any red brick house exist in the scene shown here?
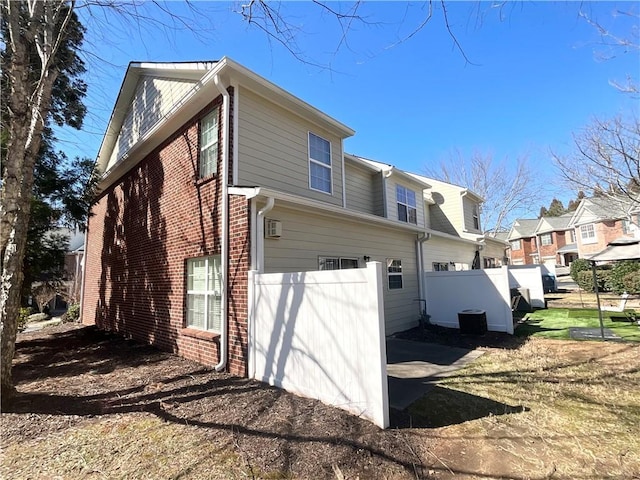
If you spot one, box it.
[569,195,640,258]
[534,214,576,266]
[507,219,539,265]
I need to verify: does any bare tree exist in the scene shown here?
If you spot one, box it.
[424,150,545,234]
[553,114,640,208]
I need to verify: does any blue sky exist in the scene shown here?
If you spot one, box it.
[64,1,639,213]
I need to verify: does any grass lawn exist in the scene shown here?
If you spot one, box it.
[516,307,640,341]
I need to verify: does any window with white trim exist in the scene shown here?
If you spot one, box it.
[318,257,359,270]
[472,205,480,230]
[432,262,449,271]
[396,185,417,224]
[541,233,553,246]
[186,256,222,332]
[308,132,332,193]
[580,224,597,244]
[510,239,521,250]
[199,108,219,178]
[387,259,403,289]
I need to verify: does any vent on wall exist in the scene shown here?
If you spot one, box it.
[265,219,282,239]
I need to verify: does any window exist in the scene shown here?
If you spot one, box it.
[199,108,219,178]
[387,259,403,289]
[396,185,417,224]
[186,256,222,332]
[432,262,449,271]
[308,132,332,193]
[541,233,553,246]
[318,257,359,270]
[510,239,521,250]
[580,224,596,244]
[472,205,480,230]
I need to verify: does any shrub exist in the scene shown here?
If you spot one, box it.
[570,259,591,282]
[607,260,640,294]
[63,303,81,323]
[576,269,609,292]
[18,307,32,332]
[622,271,640,294]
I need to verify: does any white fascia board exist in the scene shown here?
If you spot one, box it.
[344,153,382,172]
[229,187,425,234]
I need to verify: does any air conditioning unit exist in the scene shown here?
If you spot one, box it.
[265,219,282,238]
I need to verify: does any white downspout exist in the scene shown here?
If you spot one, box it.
[214,74,230,373]
[416,232,431,304]
[257,197,275,273]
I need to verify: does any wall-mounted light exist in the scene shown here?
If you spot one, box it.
[363,255,371,263]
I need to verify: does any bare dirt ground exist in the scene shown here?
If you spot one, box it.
[2,323,639,479]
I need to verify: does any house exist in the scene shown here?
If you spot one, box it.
[534,213,576,266]
[569,195,640,258]
[81,58,494,376]
[507,218,540,265]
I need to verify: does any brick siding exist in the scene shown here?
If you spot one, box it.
[82,87,250,374]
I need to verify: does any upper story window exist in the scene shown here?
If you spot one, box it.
[541,233,553,246]
[396,185,417,224]
[186,255,222,332]
[199,108,219,178]
[580,223,597,244]
[472,205,480,230]
[308,132,332,194]
[569,229,576,243]
[510,239,521,250]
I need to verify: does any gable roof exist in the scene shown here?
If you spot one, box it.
[536,213,573,234]
[569,195,640,227]
[508,218,539,240]
[407,173,484,204]
[350,155,433,190]
[96,57,355,192]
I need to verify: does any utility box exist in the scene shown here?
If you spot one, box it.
[458,309,487,335]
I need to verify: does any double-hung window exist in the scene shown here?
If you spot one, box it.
[541,233,553,246]
[510,239,521,250]
[472,205,480,230]
[387,259,403,289]
[199,108,219,178]
[580,224,596,244]
[308,132,332,194]
[186,256,222,332]
[319,256,359,270]
[396,185,417,224]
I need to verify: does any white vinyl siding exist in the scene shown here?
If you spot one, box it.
[236,88,343,206]
[107,76,198,171]
[199,108,219,178]
[186,256,222,332]
[421,235,476,272]
[263,205,419,334]
[344,162,377,215]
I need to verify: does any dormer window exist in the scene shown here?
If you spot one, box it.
[473,205,480,230]
[199,107,219,178]
[396,185,417,224]
[308,132,332,194]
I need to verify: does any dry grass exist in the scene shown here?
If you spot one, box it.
[408,338,640,479]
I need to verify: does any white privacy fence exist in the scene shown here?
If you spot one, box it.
[424,267,514,334]
[248,262,389,428]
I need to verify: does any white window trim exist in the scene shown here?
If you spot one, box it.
[541,233,553,246]
[387,258,403,290]
[510,239,522,250]
[580,224,597,244]
[308,132,332,195]
[186,255,222,332]
[396,185,417,225]
[199,107,219,179]
[318,256,360,270]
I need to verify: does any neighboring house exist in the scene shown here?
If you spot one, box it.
[81,58,495,374]
[535,213,576,267]
[482,233,509,268]
[569,195,640,258]
[507,219,540,265]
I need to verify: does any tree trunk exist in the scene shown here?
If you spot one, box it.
[0,0,68,406]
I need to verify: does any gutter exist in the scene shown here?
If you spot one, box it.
[256,197,275,272]
[214,74,230,373]
[416,232,431,307]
